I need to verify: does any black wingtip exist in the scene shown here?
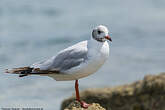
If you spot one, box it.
[19,74,28,77]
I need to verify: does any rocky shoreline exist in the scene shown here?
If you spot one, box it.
[61,73,165,110]
[64,101,105,110]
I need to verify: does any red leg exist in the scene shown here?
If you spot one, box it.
[75,80,80,101]
[75,80,91,108]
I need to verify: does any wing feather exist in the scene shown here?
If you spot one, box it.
[31,41,88,72]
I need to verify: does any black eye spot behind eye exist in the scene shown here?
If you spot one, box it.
[98,30,101,34]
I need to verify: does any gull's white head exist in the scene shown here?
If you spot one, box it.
[92,25,112,42]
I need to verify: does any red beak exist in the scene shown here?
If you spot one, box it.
[105,35,112,42]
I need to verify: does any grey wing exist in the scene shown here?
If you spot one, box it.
[31,41,88,72]
[50,48,87,71]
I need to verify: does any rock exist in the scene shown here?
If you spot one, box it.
[61,73,165,110]
[64,100,106,110]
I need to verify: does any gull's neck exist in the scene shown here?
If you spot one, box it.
[87,37,109,60]
[87,37,106,57]
[89,37,105,49]
[87,39,109,59]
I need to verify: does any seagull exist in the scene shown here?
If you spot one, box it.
[6,25,112,108]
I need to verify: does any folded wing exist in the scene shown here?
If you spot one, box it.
[31,40,88,73]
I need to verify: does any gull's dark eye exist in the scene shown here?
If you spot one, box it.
[98,30,101,34]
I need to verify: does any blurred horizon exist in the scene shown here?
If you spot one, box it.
[0,0,165,110]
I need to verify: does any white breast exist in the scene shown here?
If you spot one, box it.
[84,41,109,74]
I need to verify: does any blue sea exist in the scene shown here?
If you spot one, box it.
[0,0,165,109]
